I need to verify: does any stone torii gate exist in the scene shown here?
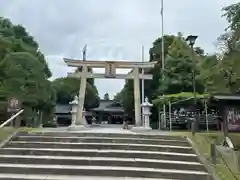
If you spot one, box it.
[64,58,156,129]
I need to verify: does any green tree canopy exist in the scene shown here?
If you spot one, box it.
[0,17,58,127]
[52,77,100,110]
[0,17,55,118]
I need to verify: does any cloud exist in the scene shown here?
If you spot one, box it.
[0,0,236,99]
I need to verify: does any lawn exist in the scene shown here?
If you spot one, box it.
[189,132,240,180]
[0,127,16,144]
[0,127,38,144]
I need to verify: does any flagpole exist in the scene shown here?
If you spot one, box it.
[141,46,145,126]
[141,46,145,103]
[161,0,166,130]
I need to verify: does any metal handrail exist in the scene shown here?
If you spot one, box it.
[0,109,24,128]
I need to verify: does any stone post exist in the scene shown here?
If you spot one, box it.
[69,95,78,127]
[133,67,141,126]
[141,97,153,130]
[76,64,88,126]
[131,97,152,132]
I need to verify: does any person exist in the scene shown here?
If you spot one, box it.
[123,114,129,129]
[217,116,223,131]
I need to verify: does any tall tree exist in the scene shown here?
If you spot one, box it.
[52,77,99,110]
[0,17,55,123]
[160,34,204,94]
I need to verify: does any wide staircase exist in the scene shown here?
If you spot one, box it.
[0,130,213,180]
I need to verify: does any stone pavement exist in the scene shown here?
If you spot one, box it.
[38,124,175,135]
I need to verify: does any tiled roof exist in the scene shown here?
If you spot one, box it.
[90,100,123,112]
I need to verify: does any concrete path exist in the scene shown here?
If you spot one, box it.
[37,125,175,135]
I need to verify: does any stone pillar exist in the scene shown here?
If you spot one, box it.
[133,67,141,126]
[141,97,153,130]
[76,65,88,127]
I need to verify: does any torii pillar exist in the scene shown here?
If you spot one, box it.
[64,58,156,129]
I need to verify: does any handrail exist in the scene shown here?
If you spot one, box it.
[0,109,24,128]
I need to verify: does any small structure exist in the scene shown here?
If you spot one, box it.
[69,95,79,127]
[141,97,153,130]
[90,100,126,124]
[54,104,71,126]
[209,94,240,135]
[68,95,89,130]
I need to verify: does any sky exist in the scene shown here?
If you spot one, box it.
[0,0,237,99]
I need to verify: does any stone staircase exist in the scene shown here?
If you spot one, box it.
[0,131,213,180]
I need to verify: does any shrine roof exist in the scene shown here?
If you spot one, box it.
[90,100,123,112]
[212,94,240,100]
[55,104,71,114]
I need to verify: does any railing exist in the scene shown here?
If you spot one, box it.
[209,137,239,180]
[0,109,24,129]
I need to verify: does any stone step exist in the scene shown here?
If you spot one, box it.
[0,163,211,180]
[24,132,185,141]
[0,174,178,180]
[0,148,199,162]
[7,141,193,154]
[12,135,190,147]
[0,155,206,172]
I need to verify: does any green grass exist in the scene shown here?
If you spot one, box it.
[0,127,39,144]
[167,131,240,180]
[190,133,240,180]
[0,127,16,143]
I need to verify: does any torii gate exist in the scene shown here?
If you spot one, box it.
[64,58,156,129]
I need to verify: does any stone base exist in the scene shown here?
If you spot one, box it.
[68,124,88,131]
[131,126,152,133]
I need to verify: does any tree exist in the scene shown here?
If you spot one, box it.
[160,34,204,95]
[52,77,100,110]
[0,17,55,124]
[103,93,110,100]
[205,2,240,94]
[222,2,240,49]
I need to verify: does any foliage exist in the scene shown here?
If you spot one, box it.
[160,34,204,94]
[203,2,240,94]
[116,0,240,120]
[52,77,99,110]
[117,33,205,117]
[0,17,55,123]
[152,92,208,107]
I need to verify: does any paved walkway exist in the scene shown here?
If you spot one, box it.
[37,125,176,135]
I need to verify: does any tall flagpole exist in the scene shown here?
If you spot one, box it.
[141,46,145,103]
[141,46,145,126]
[161,0,166,130]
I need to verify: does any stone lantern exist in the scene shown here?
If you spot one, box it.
[69,95,87,130]
[131,97,153,132]
[69,95,79,127]
[141,97,153,130]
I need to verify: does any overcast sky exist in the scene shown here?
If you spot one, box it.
[0,0,236,99]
